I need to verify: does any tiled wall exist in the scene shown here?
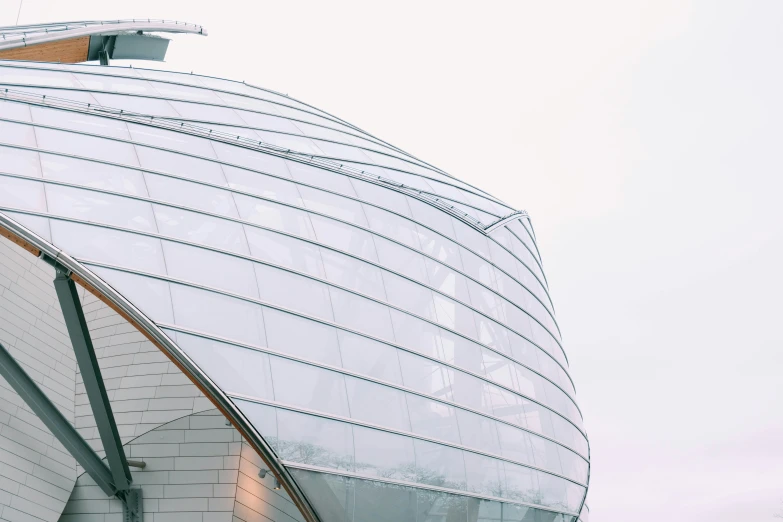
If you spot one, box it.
[0,235,78,522]
[60,409,305,522]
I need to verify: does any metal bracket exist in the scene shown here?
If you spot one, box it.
[123,489,143,522]
[53,271,133,493]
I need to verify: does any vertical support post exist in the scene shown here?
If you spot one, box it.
[0,342,118,497]
[53,271,132,493]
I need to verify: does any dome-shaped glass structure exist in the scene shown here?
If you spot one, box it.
[0,50,588,522]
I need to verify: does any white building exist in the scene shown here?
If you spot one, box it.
[0,19,589,522]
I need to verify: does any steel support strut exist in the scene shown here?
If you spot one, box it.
[53,271,133,493]
[0,341,118,497]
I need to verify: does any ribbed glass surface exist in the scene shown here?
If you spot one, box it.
[0,60,588,522]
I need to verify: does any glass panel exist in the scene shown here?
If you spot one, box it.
[173,332,273,400]
[127,123,215,157]
[406,198,455,239]
[488,239,520,281]
[374,236,428,284]
[0,176,46,211]
[47,184,156,232]
[310,214,378,261]
[89,266,173,323]
[451,370,493,414]
[144,173,238,217]
[50,220,165,273]
[455,409,501,455]
[287,160,357,196]
[322,249,386,300]
[404,393,461,445]
[353,426,416,481]
[329,287,394,342]
[415,225,462,269]
[276,409,354,471]
[337,331,403,385]
[288,468,355,522]
[412,439,466,489]
[481,348,518,392]
[398,351,453,401]
[487,385,526,427]
[161,240,257,298]
[40,153,147,196]
[234,193,315,239]
[90,92,181,117]
[383,273,436,320]
[0,145,41,177]
[270,357,349,417]
[244,226,324,277]
[538,472,570,512]
[350,179,411,217]
[299,185,367,226]
[503,462,540,505]
[363,205,421,249]
[236,110,304,135]
[232,399,278,448]
[0,100,32,122]
[353,478,416,522]
[475,315,512,355]
[496,423,535,466]
[508,332,541,373]
[153,204,249,254]
[168,100,247,125]
[529,436,563,477]
[452,219,491,259]
[263,308,342,367]
[0,120,38,146]
[460,248,497,289]
[169,283,266,346]
[464,452,505,497]
[345,376,410,432]
[417,491,468,522]
[523,401,557,440]
[223,165,301,204]
[254,263,334,321]
[467,279,506,322]
[439,329,484,375]
[35,127,139,166]
[432,293,478,339]
[425,258,470,303]
[135,145,226,185]
[389,310,442,360]
[4,212,49,241]
[514,364,547,403]
[557,446,588,484]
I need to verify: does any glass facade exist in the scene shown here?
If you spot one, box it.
[0,59,588,522]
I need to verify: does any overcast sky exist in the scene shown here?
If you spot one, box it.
[2,1,782,520]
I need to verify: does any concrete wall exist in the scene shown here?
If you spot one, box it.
[0,235,78,522]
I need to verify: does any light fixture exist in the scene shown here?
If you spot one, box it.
[273,478,281,490]
[258,468,268,479]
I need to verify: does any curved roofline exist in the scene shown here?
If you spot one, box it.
[0,19,206,51]
[0,213,321,522]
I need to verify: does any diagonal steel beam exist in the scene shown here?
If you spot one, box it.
[0,341,118,497]
[53,271,132,492]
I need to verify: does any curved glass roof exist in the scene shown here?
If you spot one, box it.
[0,58,588,522]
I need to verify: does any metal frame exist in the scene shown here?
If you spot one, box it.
[51,266,133,492]
[0,341,119,497]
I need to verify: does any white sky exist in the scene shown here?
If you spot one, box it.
[2,1,782,520]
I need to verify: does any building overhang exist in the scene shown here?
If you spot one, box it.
[0,19,206,63]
